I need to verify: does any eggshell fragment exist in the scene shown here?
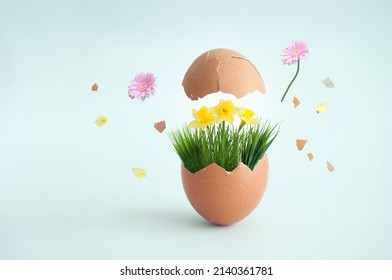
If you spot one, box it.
[293,96,300,108]
[326,161,334,172]
[153,120,166,133]
[181,155,269,226]
[307,152,314,161]
[182,49,266,100]
[91,83,99,92]
[321,77,335,88]
[296,139,307,151]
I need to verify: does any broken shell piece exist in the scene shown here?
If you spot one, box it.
[321,77,335,88]
[133,167,147,178]
[293,96,300,108]
[316,103,328,114]
[296,139,307,151]
[91,83,99,92]
[154,120,166,133]
[307,152,314,161]
[326,161,334,172]
[182,48,266,100]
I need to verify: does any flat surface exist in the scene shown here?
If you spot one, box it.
[1,0,391,259]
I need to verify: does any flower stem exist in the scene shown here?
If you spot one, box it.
[238,120,246,133]
[281,59,301,102]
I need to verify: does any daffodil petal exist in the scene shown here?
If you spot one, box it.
[316,103,328,114]
[246,118,259,125]
[191,109,198,119]
[95,116,107,127]
[132,167,147,178]
[188,120,201,128]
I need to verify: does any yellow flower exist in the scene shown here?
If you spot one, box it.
[238,107,259,125]
[95,115,107,127]
[188,106,216,129]
[213,99,239,124]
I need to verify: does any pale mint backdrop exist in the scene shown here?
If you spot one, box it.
[1,0,391,259]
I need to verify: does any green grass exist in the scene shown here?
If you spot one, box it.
[169,121,279,173]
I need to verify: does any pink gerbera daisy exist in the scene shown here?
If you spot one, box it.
[280,40,310,102]
[281,40,309,65]
[128,72,156,101]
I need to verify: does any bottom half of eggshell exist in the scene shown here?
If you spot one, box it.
[181,155,269,225]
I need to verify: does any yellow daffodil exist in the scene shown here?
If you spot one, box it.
[95,115,107,127]
[213,99,239,124]
[238,107,259,125]
[188,106,216,129]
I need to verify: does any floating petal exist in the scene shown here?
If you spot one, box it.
[95,116,107,127]
[296,139,307,151]
[293,96,300,108]
[321,77,335,88]
[326,161,334,172]
[307,152,314,161]
[154,121,166,133]
[91,83,99,92]
[316,103,328,114]
[133,167,147,178]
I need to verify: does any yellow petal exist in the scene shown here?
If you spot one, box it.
[191,109,198,119]
[188,120,203,129]
[316,103,328,114]
[239,107,259,124]
[95,115,107,127]
[132,167,147,178]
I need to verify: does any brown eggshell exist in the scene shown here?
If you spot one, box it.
[153,120,166,133]
[91,83,99,92]
[181,155,269,225]
[293,96,300,108]
[296,139,307,151]
[326,161,334,172]
[182,48,266,100]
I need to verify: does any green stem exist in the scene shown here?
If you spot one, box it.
[238,120,246,133]
[281,59,301,102]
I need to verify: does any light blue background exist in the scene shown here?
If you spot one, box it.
[1,0,391,259]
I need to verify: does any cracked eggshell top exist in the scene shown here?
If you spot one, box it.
[182,48,266,100]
